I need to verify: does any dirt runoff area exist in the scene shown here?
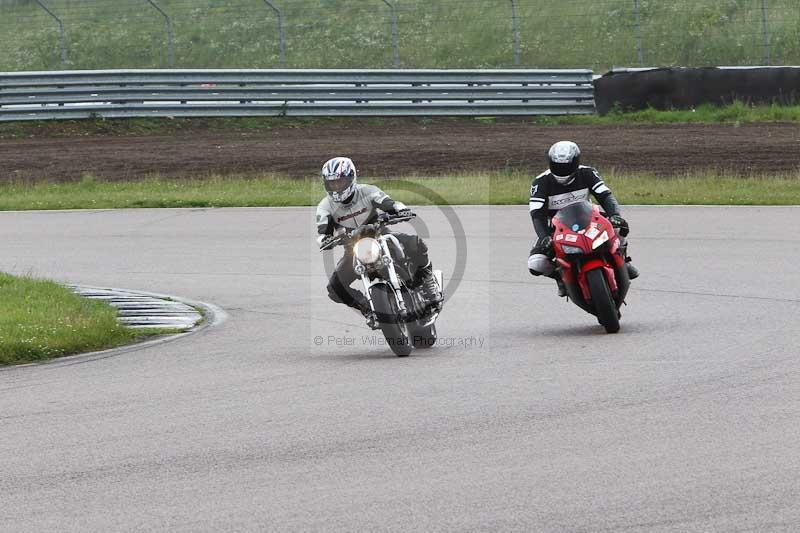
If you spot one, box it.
[1,119,799,183]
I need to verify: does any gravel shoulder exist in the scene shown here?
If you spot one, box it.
[1,120,798,182]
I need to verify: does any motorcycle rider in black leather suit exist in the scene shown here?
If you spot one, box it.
[528,141,639,297]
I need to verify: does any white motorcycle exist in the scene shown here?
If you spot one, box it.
[321,213,443,357]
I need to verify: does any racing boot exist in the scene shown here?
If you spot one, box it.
[555,276,568,298]
[344,293,378,329]
[626,257,640,280]
[415,262,443,306]
[362,307,379,330]
[354,296,379,329]
[618,242,639,280]
[546,271,567,298]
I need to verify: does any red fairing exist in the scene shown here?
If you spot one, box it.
[545,200,630,333]
[551,202,625,302]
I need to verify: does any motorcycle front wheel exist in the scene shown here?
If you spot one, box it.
[370,284,413,357]
[586,268,620,334]
[410,322,437,349]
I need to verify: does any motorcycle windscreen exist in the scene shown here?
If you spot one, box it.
[554,201,594,230]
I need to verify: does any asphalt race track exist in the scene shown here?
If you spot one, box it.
[2,206,799,531]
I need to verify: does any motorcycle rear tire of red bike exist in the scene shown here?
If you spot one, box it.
[586,268,620,334]
[370,284,413,357]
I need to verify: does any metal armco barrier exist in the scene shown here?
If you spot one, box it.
[0,69,595,121]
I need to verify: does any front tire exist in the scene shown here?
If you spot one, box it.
[370,284,413,356]
[410,322,437,349]
[586,268,620,334]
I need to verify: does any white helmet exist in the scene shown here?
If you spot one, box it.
[321,156,357,203]
[548,141,581,184]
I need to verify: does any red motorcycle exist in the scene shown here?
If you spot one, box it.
[551,201,630,333]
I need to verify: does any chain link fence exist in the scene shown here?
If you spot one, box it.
[0,0,798,72]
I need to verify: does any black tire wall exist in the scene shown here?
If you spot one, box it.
[593,67,800,114]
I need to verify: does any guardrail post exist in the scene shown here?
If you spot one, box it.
[145,0,175,67]
[380,1,400,67]
[34,0,67,67]
[632,0,644,66]
[263,1,286,66]
[510,0,520,66]
[760,0,771,65]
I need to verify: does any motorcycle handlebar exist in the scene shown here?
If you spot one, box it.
[319,213,415,251]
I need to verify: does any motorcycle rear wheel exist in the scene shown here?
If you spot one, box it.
[586,268,620,334]
[370,284,413,356]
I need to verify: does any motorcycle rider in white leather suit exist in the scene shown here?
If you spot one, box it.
[316,157,442,318]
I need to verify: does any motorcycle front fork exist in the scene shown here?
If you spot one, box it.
[359,271,410,321]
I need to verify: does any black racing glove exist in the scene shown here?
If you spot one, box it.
[318,234,338,250]
[396,208,414,218]
[608,214,630,237]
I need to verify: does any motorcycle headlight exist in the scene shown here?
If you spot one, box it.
[561,244,583,254]
[354,237,381,265]
[591,230,609,250]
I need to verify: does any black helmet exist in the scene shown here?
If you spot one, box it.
[548,141,581,184]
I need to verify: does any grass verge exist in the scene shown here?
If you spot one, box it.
[0,273,147,365]
[2,103,800,139]
[1,172,799,211]
[539,102,800,126]
[2,0,799,71]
